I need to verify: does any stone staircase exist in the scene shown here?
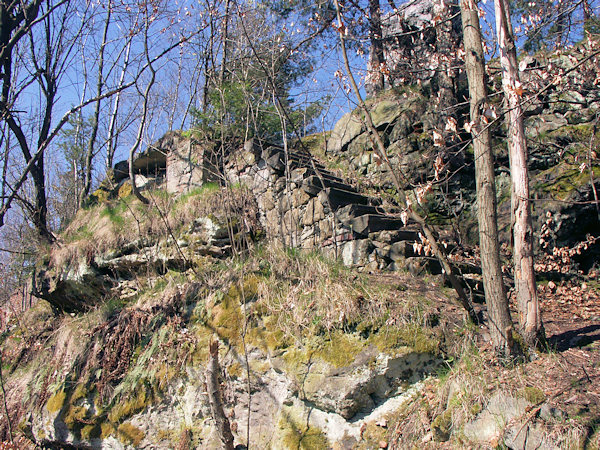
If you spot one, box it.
[228,141,427,271]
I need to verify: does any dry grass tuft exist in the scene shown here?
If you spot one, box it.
[253,245,388,338]
[50,184,260,269]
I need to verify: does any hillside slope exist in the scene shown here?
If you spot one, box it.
[1,44,600,448]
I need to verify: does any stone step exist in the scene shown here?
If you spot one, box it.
[295,167,346,184]
[302,175,358,196]
[336,204,391,224]
[262,146,329,172]
[319,187,370,211]
[348,214,418,237]
[291,153,326,165]
[290,167,346,186]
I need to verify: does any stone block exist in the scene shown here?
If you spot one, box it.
[302,198,325,226]
[340,239,374,266]
[327,112,365,154]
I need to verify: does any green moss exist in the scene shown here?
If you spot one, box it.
[228,362,243,379]
[313,332,364,368]
[547,123,599,145]
[511,330,529,359]
[118,422,145,446]
[206,274,262,347]
[369,324,440,356]
[283,332,365,371]
[71,382,88,403]
[117,182,133,199]
[297,132,330,159]
[431,408,453,441]
[88,187,110,205]
[46,389,66,414]
[209,293,243,346]
[81,424,102,440]
[227,274,261,303]
[108,386,151,423]
[535,166,600,201]
[519,386,546,404]
[64,405,87,428]
[100,422,116,439]
[247,315,291,353]
[279,414,329,450]
[154,364,178,391]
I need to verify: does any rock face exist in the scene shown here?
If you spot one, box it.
[33,259,110,313]
[329,47,600,271]
[223,139,422,271]
[22,245,449,449]
[366,0,462,97]
[18,40,600,449]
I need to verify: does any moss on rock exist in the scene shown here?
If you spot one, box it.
[117,422,145,446]
[278,411,329,450]
[46,389,66,414]
[108,385,152,424]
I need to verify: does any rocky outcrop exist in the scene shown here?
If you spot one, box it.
[366,0,462,97]
[33,258,111,313]
[328,45,600,272]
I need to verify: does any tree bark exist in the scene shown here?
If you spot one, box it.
[219,0,231,86]
[0,0,54,242]
[206,341,235,450]
[434,0,458,119]
[106,39,131,171]
[368,0,385,94]
[81,3,111,204]
[494,0,544,349]
[460,0,516,355]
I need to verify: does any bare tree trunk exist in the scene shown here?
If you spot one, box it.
[0,0,53,242]
[434,0,458,121]
[129,10,155,206]
[81,2,111,204]
[106,39,131,171]
[494,0,544,349]
[219,0,231,86]
[368,0,385,94]
[206,341,235,450]
[460,0,516,356]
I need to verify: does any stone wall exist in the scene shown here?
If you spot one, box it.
[223,138,422,270]
[110,135,425,272]
[113,131,219,194]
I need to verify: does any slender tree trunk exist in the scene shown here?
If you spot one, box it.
[106,39,131,171]
[81,3,111,204]
[460,0,516,355]
[129,11,155,205]
[206,341,235,450]
[434,0,458,121]
[583,0,591,32]
[219,0,231,86]
[0,1,53,242]
[494,0,544,349]
[368,0,385,94]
